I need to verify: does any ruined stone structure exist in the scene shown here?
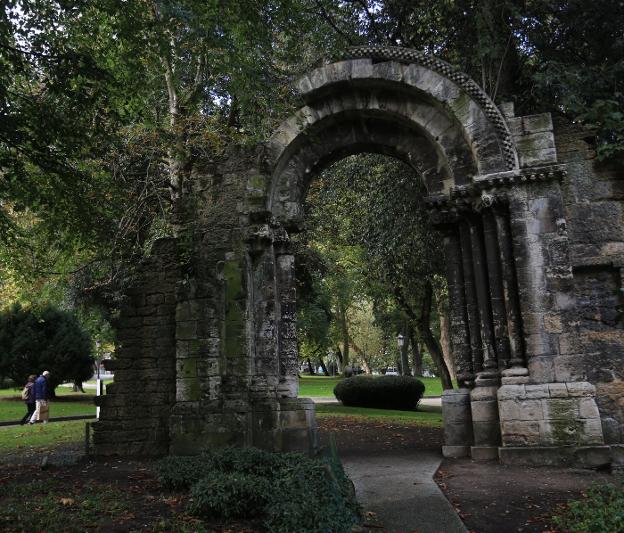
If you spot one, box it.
[93,47,623,467]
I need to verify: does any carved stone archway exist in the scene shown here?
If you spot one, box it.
[95,47,619,468]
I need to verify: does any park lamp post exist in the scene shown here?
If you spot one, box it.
[397,333,405,375]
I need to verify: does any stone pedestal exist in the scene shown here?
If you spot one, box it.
[498,381,606,466]
[470,384,501,460]
[170,397,318,456]
[442,388,473,458]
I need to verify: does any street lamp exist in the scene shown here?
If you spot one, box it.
[397,333,406,376]
[397,333,405,349]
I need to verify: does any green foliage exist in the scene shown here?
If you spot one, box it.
[188,471,270,519]
[0,303,94,387]
[157,447,360,533]
[154,454,214,491]
[334,375,425,410]
[553,481,624,533]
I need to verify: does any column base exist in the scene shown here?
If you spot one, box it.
[470,446,499,461]
[499,446,611,468]
[169,397,318,456]
[443,445,471,458]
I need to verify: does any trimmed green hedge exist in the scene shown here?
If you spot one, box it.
[156,447,360,533]
[333,375,425,410]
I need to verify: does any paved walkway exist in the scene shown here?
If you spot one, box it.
[312,396,461,532]
[343,450,466,533]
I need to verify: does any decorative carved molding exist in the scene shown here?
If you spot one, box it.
[338,46,517,171]
[425,165,568,217]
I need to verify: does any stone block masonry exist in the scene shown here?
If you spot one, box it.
[498,383,604,448]
[93,238,179,456]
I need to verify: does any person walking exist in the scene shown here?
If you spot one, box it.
[29,370,51,424]
[19,375,36,425]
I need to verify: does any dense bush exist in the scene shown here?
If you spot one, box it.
[156,447,360,532]
[188,471,270,519]
[0,303,94,389]
[553,481,624,533]
[333,375,425,410]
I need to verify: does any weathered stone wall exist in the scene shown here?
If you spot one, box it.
[168,147,316,454]
[93,239,179,456]
[554,119,624,445]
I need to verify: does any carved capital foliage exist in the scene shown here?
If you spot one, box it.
[425,164,567,225]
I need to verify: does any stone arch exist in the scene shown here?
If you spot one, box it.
[265,46,518,228]
[96,46,612,468]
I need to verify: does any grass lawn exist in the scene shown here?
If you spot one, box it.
[0,389,95,423]
[0,419,86,453]
[315,403,443,427]
[299,375,448,398]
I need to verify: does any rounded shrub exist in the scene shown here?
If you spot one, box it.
[157,447,360,532]
[333,375,425,410]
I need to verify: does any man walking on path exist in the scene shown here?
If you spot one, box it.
[29,370,51,424]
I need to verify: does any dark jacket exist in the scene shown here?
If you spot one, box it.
[34,376,48,401]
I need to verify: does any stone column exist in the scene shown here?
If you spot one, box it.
[274,234,298,398]
[468,216,498,376]
[458,220,483,376]
[493,206,525,369]
[467,214,502,460]
[482,208,511,369]
[443,226,473,385]
[442,227,474,458]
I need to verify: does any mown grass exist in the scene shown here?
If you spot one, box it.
[0,390,95,422]
[0,419,86,453]
[315,403,443,427]
[299,375,448,398]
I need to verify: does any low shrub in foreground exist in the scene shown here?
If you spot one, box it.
[553,481,624,533]
[333,375,425,409]
[156,447,360,533]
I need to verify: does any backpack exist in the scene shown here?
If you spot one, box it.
[21,384,31,401]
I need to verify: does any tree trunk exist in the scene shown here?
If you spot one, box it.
[335,345,344,374]
[438,303,457,381]
[306,358,315,375]
[393,283,453,389]
[318,356,329,376]
[417,281,453,390]
[337,303,350,374]
[400,329,410,376]
[408,325,423,376]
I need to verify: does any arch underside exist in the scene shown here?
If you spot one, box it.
[267,59,518,227]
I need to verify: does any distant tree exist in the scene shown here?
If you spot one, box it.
[0,303,94,390]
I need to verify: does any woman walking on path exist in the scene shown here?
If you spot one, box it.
[29,370,51,424]
[19,375,36,425]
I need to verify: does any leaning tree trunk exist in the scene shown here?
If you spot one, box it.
[417,281,453,390]
[438,305,457,381]
[318,356,329,376]
[393,283,453,389]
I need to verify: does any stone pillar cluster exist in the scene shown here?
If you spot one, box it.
[433,162,611,466]
[439,198,527,459]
